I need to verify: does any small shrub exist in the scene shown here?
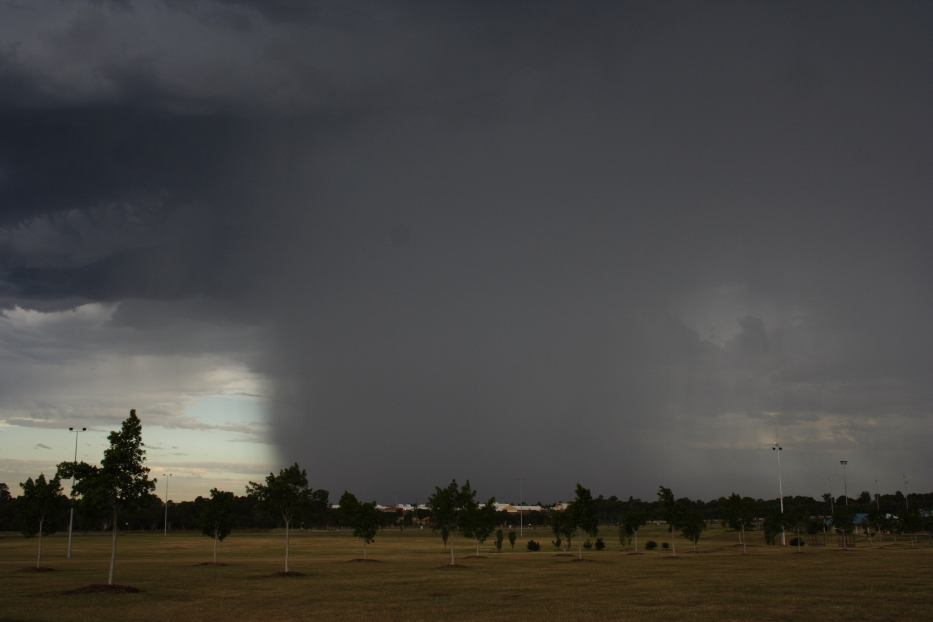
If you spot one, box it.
[594,537,605,551]
[583,540,593,550]
[527,540,541,551]
[508,531,517,549]
[662,542,670,550]
[789,537,805,547]
[552,537,562,550]
[645,540,658,550]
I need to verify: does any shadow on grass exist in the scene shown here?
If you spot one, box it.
[17,567,55,573]
[63,584,142,595]
[348,558,382,563]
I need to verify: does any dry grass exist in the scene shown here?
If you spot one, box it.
[1,525,931,621]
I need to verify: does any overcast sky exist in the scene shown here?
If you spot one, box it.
[1,0,931,503]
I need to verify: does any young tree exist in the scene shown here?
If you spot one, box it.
[462,497,497,556]
[762,508,785,546]
[724,493,754,554]
[427,479,477,565]
[351,501,380,559]
[549,510,564,550]
[621,510,647,553]
[657,486,677,556]
[57,409,156,585]
[339,491,361,529]
[679,503,706,553]
[340,492,380,559]
[428,480,458,553]
[246,463,314,573]
[508,529,517,550]
[570,484,598,560]
[495,528,504,552]
[19,473,65,569]
[833,505,856,549]
[199,488,236,563]
[787,506,809,552]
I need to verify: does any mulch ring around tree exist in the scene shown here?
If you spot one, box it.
[17,567,55,573]
[63,584,142,594]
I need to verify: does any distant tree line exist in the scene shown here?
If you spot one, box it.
[2,478,931,537]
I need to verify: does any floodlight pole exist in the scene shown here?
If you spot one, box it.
[517,477,525,538]
[163,473,173,536]
[66,426,86,560]
[902,474,909,512]
[840,461,848,506]
[773,444,785,546]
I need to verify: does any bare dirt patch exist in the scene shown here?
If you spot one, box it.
[63,584,141,594]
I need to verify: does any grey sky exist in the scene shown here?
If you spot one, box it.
[1,0,931,503]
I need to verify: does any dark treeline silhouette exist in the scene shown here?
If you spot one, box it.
[2,479,930,536]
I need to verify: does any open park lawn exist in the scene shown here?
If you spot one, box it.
[2,525,932,621]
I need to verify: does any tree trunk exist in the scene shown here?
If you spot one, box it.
[670,524,676,556]
[476,541,479,556]
[213,530,218,563]
[108,507,118,585]
[36,517,44,569]
[741,524,746,554]
[449,542,455,566]
[796,528,801,553]
[284,518,290,573]
[633,530,638,553]
[578,542,582,560]
[362,539,366,559]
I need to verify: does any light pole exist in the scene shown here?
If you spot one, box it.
[840,460,848,506]
[66,426,86,560]
[903,474,910,512]
[874,479,880,511]
[517,477,525,538]
[163,473,173,536]
[772,444,785,545]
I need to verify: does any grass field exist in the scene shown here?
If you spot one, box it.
[1,525,932,621]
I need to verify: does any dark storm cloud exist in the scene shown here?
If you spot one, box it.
[1,0,932,501]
